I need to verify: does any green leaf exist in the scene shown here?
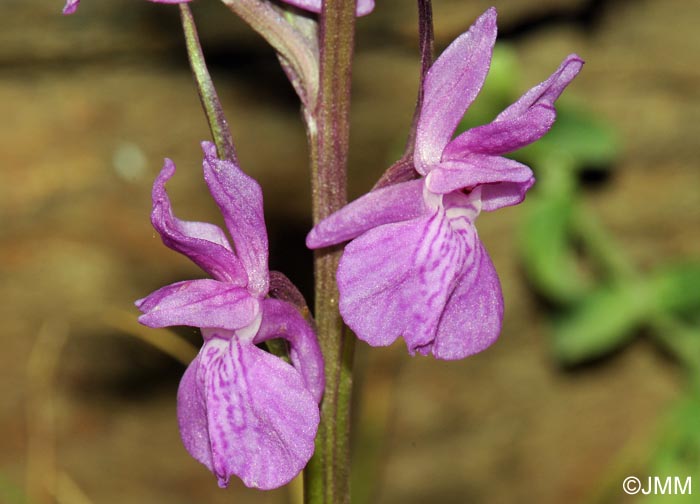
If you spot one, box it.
[553,280,652,363]
[552,262,700,365]
[645,394,700,503]
[650,262,700,315]
[519,194,590,305]
[481,44,521,103]
[0,472,26,504]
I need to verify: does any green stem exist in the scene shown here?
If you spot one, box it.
[303,1,356,503]
[179,4,237,162]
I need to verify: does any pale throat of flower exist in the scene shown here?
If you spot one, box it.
[422,182,483,232]
[236,309,263,342]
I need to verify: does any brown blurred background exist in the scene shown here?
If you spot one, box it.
[1,0,699,503]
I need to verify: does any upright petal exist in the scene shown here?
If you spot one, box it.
[495,54,584,123]
[337,208,467,354]
[178,336,319,489]
[306,179,426,249]
[255,298,324,403]
[425,155,534,211]
[62,0,80,14]
[202,142,269,296]
[280,0,375,16]
[414,8,497,174]
[152,159,247,285]
[136,279,260,330]
[432,229,503,359]
[444,54,584,157]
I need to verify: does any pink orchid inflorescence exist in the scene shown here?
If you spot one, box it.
[307,8,583,360]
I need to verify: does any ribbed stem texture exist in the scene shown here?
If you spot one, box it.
[304,1,357,503]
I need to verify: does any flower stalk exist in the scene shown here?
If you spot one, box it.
[303,0,357,503]
[179,4,237,163]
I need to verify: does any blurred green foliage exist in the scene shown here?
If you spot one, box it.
[645,393,700,503]
[0,473,26,504]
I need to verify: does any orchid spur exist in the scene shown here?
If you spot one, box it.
[307,8,583,360]
[136,142,324,489]
[62,0,374,16]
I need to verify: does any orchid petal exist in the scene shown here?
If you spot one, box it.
[414,8,497,174]
[495,54,584,123]
[444,106,555,157]
[62,0,80,14]
[444,54,584,156]
[480,178,536,212]
[306,179,425,249]
[337,208,466,354]
[152,159,247,285]
[255,298,324,403]
[136,279,259,330]
[178,337,319,489]
[280,0,375,16]
[201,142,269,296]
[426,155,534,211]
[432,230,503,359]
